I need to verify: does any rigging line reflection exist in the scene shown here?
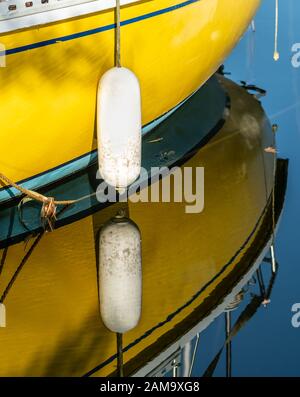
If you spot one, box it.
[188,333,200,377]
[202,261,279,377]
[0,204,74,328]
[0,232,44,328]
[269,100,300,120]
[0,232,43,303]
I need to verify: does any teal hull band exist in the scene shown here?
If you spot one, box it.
[0,95,191,204]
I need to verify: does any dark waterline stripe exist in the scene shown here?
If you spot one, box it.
[0,98,229,246]
[0,88,196,198]
[1,0,200,56]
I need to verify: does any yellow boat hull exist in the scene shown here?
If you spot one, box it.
[0,77,282,377]
[0,0,260,189]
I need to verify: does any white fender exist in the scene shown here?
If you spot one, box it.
[97,67,142,189]
[99,215,142,333]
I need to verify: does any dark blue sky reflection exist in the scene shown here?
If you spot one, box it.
[195,0,300,377]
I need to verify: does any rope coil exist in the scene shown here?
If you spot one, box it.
[0,172,95,231]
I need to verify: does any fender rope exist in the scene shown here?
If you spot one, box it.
[0,172,95,231]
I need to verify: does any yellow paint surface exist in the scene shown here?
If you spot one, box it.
[0,0,260,184]
[0,78,274,376]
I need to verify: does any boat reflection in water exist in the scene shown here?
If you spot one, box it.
[156,260,279,378]
[0,75,288,377]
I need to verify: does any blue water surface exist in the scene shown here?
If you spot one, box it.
[193,0,300,377]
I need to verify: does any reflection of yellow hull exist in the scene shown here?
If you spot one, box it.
[0,77,277,376]
[0,0,260,186]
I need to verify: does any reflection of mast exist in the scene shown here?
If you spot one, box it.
[182,341,191,377]
[270,245,277,273]
[203,262,279,377]
[262,261,278,305]
[225,311,232,378]
[189,333,200,377]
[117,333,124,377]
[224,292,243,378]
[256,267,266,297]
[258,256,279,307]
